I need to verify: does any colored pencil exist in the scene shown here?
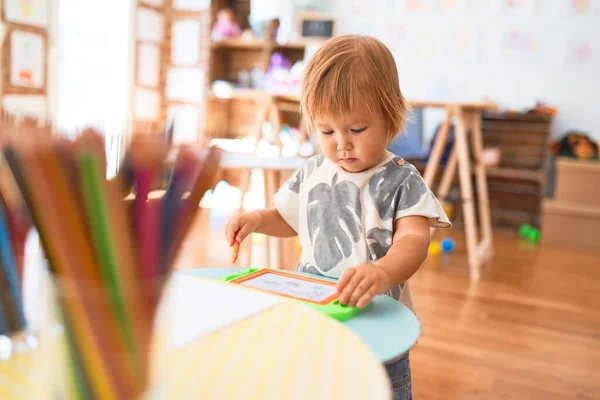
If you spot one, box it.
[0,203,26,330]
[15,145,121,399]
[167,147,222,267]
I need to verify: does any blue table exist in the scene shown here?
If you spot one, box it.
[178,267,421,364]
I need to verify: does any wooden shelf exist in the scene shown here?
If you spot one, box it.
[208,88,265,100]
[485,167,544,183]
[212,38,306,51]
[213,38,265,50]
[208,88,301,102]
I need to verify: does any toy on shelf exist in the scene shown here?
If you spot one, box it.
[552,131,599,160]
[211,8,241,42]
[519,224,541,243]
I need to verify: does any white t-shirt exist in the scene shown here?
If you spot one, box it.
[273,151,451,311]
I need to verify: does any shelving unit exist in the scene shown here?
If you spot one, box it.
[206,1,306,139]
[480,111,554,227]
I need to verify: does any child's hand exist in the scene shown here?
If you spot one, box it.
[336,265,392,308]
[225,211,262,246]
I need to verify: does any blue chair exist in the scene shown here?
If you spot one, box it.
[387,107,425,159]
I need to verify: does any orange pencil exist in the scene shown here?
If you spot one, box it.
[232,240,240,263]
[8,145,123,400]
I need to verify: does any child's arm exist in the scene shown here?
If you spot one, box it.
[337,216,430,308]
[225,208,297,245]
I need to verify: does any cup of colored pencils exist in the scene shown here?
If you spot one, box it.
[0,117,221,399]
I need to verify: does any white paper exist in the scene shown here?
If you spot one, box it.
[166,67,205,102]
[140,0,164,6]
[164,274,280,350]
[138,43,160,87]
[136,8,164,42]
[439,0,467,13]
[443,22,479,63]
[564,36,597,71]
[2,95,47,121]
[4,0,49,28]
[500,0,537,14]
[134,88,160,121]
[167,104,199,144]
[407,0,436,12]
[496,27,540,64]
[171,20,201,66]
[568,0,592,15]
[173,0,210,11]
[10,31,45,89]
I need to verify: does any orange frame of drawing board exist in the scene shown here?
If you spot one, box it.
[223,268,365,321]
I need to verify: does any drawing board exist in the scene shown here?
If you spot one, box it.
[223,268,365,322]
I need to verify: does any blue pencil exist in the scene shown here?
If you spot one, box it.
[0,204,26,330]
[0,292,10,335]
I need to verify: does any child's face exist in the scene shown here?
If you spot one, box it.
[314,107,390,173]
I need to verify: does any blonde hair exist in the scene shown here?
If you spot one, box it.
[301,34,409,141]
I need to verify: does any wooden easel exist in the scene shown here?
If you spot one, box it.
[419,101,497,280]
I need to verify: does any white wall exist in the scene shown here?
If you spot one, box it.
[333,0,600,141]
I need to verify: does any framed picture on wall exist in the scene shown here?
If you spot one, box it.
[297,12,336,42]
[3,0,49,28]
[9,30,46,90]
[137,43,161,87]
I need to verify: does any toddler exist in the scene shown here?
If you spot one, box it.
[225,34,451,399]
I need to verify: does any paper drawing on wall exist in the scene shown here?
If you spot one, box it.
[10,31,44,89]
[4,0,49,28]
[500,0,537,14]
[407,0,436,12]
[138,43,160,87]
[571,0,590,14]
[172,20,201,66]
[412,27,439,61]
[499,28,540,63]
[440,0,467,13]
[136,8,164,43]
[347,0,373,14]
[445,22,479,62]
[379,22,411,58]
[564,37,596,70]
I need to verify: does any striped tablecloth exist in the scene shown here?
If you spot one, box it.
[151,280,392,399]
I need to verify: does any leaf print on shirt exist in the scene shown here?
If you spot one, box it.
[387,285,403,301]
[288,153,324,193]
[367,228,404,300]
[366,228,393,261]
[369,158,429,220]
[296,261,324,276]
[307,173,362,272]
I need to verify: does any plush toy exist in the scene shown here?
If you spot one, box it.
[211,8,241,42]
[552,131,599,160]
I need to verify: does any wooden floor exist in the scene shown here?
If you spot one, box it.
[176,209,600,400]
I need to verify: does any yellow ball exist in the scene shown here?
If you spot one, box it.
[429,240,442,256]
